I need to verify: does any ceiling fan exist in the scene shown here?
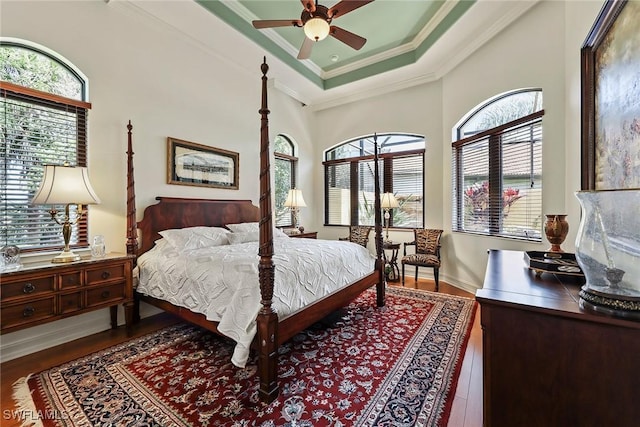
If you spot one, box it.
[252,0,374,60]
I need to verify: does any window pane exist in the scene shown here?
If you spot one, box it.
[459,89,542,138]
[391,155,423,228]
[324,133,425,228]
[274,156,293,227]
[460,139,490,233]
[273,134,293,156]
[500,122,542,240]
[0,45,83,100]
[326,163,351,226]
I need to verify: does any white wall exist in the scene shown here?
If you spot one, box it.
[0,0,311,362]
[0,0,606,360]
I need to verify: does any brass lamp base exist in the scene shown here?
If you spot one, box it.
[51,249,81,263]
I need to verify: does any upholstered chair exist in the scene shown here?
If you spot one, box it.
[401,229,443,291]
[339,225,373,248]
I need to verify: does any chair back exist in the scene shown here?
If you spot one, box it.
[350,226,373,247]
[414,229,443,255]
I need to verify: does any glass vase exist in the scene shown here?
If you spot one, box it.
[575,190,640,319]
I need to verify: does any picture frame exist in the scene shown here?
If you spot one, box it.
[167,137,239,189]
[581,0,640,190]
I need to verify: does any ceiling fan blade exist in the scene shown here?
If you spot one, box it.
[328,0,374,19]
[297,36,314,60]
[252,19,302,29]
[329,26,367,50]
[300,0,316,13]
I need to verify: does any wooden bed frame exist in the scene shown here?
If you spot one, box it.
[125,58,385,403]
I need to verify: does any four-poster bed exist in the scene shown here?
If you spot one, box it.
[126,58,385,402]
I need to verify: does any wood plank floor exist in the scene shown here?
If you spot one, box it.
[0,278,482,427]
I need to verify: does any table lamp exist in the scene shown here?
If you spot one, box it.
[381,192,399,242]
[284,188,307,230]
[31,165,101,263]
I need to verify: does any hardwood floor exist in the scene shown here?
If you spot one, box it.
[0,279,482,427]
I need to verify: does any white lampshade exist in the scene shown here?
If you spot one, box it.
[304,18,330,41]
[381,193,399,209]
[284,189,307,208]
[31,165,101,206]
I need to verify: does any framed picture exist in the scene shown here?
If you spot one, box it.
[167,137,239,189]
[581,0,640,190]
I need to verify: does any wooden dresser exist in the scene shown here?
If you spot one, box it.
[1,253,134,334]
[476,250,640,427]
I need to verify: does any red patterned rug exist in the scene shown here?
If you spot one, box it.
[14,287,476,426]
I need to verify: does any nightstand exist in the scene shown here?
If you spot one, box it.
[0,253,134,334]
[382,241,400,282]
[288,231,317,239]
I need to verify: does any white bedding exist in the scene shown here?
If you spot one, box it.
[135,237,376,367]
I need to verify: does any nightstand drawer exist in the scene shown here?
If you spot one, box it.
[86,264,125,285]
[86,283,125,307]
[2,275,55,301]
[1,297,56,329]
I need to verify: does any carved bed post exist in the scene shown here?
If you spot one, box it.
[373,134,385,307]
[126,120,138,257]
[125,120,140,323]
[257,57,279,402]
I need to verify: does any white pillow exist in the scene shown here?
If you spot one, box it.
[228,231,259,245]
[226,222,259,233]
[226,222,289,238]
[159,226,230,250]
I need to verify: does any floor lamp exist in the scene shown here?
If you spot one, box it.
[284,188,307,231]
[31,165,101,263]
[381,192,399,242]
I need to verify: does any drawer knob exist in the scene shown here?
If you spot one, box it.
[101,290,110,299]
[23,306,35,317]
[23,283,36,294]
[101,271,111,280]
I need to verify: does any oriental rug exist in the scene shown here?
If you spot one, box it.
[14,287,476,427]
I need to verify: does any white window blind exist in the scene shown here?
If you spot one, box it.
[324,146,424,228]
[452,111,543,241]
[1,83,89,250]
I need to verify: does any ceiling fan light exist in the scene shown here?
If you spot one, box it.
[304,18,330,41]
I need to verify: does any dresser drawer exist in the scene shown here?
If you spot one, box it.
[59,291,83,314]
[1,297,56,330]
[60,271,82,289]
[86,264,125,285]
[86,283,125,307]
[1,275,55,301]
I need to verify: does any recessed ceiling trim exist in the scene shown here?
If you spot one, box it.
[413,0,460,48]
[195,0,324,88]
[200,0,476,90]
[223,0,324,77]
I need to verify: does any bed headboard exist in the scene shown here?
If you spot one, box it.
[136,197,260,255]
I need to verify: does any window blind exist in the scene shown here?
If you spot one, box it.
[452,111,543,241]
[1,83,90,251]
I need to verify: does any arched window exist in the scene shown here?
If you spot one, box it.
[324,133,425,228]
[1,39,91,251]
[273,134,298,227]
[452,89,543,241]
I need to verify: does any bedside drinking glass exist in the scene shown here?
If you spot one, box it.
[91,235,106,258]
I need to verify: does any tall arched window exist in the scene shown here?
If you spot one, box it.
[452,89,543,241]
[324,133,425,228]
[274,134,298,227]
[1,39,91,251]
